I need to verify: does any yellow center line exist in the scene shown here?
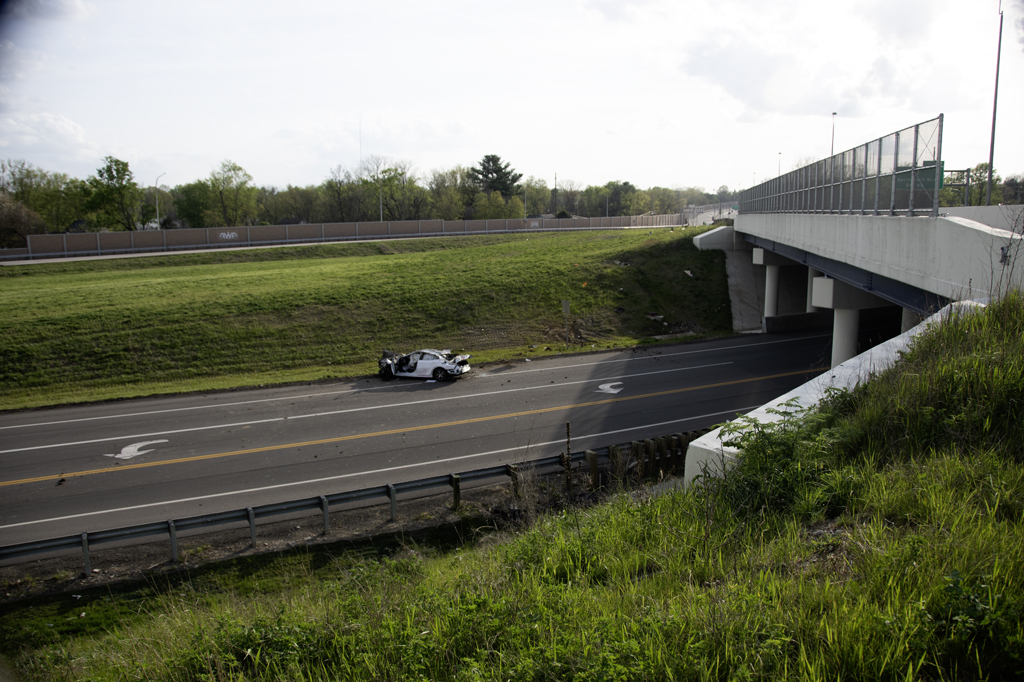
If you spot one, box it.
[2,368,821,488]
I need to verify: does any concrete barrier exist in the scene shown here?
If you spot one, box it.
[683,301,981,486]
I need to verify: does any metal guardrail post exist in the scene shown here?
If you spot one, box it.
[247,507,256,547]
[450,475,461,511]
[609,445,622,485]
[320,495,330,535]
[81,533,91,574]
[584,450,598,489]
[388,484,397,521]
[168,520,178,562]
[890,131,900,215]
[508,464,521,499]
[909,124,920,215]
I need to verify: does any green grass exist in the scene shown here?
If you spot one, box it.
[0,228,731,410]
[2,291,1023,680]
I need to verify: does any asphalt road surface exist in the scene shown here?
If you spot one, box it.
[0,332,831,547]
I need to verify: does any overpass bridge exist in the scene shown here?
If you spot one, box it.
[695,114,1024,367]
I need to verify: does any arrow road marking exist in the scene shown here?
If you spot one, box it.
[103,440,168,460]
[596,382,624,394]
[1,367,824,489]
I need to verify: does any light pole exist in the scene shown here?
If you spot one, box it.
[986,3,1003,206]
[155,172,165,230]
[831,112,837,157]
[778,152,781,177]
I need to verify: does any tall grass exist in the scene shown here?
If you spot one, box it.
[0,229,730,409]
[3,292,1022,680]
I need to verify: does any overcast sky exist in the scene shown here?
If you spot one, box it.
[1,0,1022,195]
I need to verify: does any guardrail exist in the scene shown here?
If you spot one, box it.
[0,430,709,571]
[738,115,944,218]
[1,213,689,262]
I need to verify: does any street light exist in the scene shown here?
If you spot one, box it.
[778,152,781,177]
[831,112,837,157]
[986,3,1004,206]
[155,172,165,230]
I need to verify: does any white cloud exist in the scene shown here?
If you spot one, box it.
[0,38,44,82]
[0,111,96,160]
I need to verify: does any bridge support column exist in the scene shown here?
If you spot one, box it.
[764,265,779,317]
[753,248,794,321]
[832,309,860,366]
[812,277,891,368]
[901,307,924,333]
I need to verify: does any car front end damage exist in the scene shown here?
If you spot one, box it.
[378,349,471,381]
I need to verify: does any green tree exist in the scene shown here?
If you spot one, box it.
[506,194,525,219]
[140,184,172,229]
[1003,174,1023,205]
[579,184,610,217]
[0,192,45,247]
[968,162,1003,206]
[255,186,283,225]
[427,166,473,220]
[172,180,213,229]
[471,190,520,220]
[358,156,428,221]
[468,155,522,199]
[2,159,92,232]
[209,160,257,227]
[648,186,685,214]
[559,179,581,216]
[621,187,651,215]
[88,156,143,231]
[522,176,550,216]
[321,166,364,222]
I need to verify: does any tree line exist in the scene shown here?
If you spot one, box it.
[0,154,740,248]
[939,162,1023,209]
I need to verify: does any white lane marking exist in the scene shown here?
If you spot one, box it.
[0,406,758,530]
[0,386,392,431]
[103,440,169,460]
[0,334,829,431]
[0,419,283,455]
[0,361,732,455]
[596,382,624,394]
[287,362,729,419]
[479,334,831,378]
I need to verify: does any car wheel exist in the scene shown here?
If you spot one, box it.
[432,368,448,381]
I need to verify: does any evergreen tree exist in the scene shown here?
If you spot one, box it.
[468,155,522,199]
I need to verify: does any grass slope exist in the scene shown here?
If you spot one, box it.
[2,294,1022,681]
[0,229,730,410]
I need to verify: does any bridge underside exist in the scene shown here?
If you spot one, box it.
[742,233,949,316]
[696,210,1022,367]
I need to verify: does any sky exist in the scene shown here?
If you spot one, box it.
[1,0,1022,195]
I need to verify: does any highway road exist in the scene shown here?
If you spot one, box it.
[0,332,831,547]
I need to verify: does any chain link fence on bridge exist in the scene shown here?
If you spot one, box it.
[739,115,943,218]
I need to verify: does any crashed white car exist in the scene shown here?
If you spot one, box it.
[379,349,471,381]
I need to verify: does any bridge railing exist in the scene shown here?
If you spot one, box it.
[739,115,943,218]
